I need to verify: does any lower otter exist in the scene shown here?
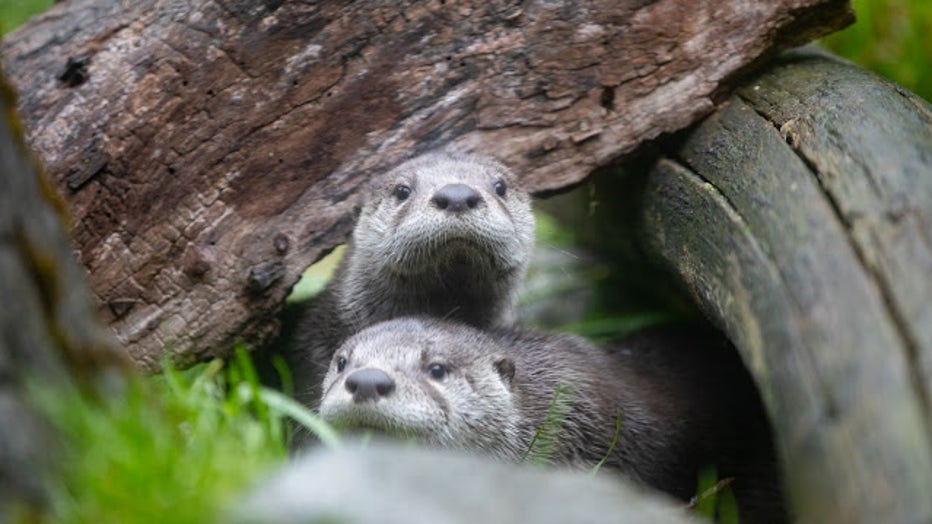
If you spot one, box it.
[284,152,535,407]
[319,317,786,524]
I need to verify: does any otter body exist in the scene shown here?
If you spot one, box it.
[320,318,785,523]
[287,153,535,407]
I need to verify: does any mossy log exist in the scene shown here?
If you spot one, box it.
[641,48,932,524]
[1,0,852,369]
[0,80,127,519]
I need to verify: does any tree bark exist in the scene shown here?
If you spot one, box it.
[0,79,126,520]
[641,48,932,524]
[1,0,852,369]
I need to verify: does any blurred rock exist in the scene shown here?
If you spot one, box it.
[232,441,701,524]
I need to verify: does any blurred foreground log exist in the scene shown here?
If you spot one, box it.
[641,48,932,524]
[0,80,126,520]
[1,0,851,368]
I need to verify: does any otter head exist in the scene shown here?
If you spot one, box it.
[341,152,535,327]
[318,318,523,460]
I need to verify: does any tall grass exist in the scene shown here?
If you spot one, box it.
[26,348,334,524]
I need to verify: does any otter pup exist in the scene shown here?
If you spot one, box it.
[286,152,535,407]
[320,317,786,524]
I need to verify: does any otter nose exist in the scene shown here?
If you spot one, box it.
[431,183,483,212]
[345,368,396,403]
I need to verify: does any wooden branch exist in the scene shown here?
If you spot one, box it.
[1,0,852,367]
[641,49,932,523]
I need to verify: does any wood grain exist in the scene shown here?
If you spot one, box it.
[1,0,852,368]
[642,50,932,524]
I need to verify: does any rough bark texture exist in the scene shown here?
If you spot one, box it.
[641,49,932,524]
[0,80,126,520]
[1,0,852,369]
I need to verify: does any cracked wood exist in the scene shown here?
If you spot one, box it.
[642,50,932,524]
[1,0,852,368]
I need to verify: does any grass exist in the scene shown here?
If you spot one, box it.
[822,0,932,101]
[1,2,910,522]
[521,382,574,466]
[24,347,336,524]
[590,411,623,476]
[0,0,52,34]
[691,466,740,524]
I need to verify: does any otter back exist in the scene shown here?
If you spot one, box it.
[285,152,535,408]
[319,317,786,524]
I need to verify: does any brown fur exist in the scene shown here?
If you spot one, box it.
[320,317,787,524]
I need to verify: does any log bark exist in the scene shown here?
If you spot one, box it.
[0,79,126,520]
[641,48,932,524]
[1,0,852,369]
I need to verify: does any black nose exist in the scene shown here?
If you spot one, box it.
[431,183,483,212]
[345,368,396,403]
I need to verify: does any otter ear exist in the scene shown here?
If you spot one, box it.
[494,356,515,387]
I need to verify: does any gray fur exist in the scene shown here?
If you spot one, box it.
[288,152,535,407]
[320,318,787,524]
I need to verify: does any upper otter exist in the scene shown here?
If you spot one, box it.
[287,152,535,407]
[320,317,786,524]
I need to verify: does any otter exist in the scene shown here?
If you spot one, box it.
[285,152,535,408]
[319,317,786,524]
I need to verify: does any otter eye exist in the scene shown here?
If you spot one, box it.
[427,363,447,380]
[336,356,347,372]
[493,180,507,197]
[394,184,411,201]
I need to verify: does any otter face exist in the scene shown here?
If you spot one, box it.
[352,152,535,277]
[318,318,523,460]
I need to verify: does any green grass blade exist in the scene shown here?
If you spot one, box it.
[253,386,341,448]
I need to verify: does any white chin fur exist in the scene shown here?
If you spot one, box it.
[384,221,523,276]
[319,396,442,437]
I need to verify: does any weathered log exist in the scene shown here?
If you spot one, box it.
[1,0,852,368]
[0,79,126,520]
[641,48,932,524]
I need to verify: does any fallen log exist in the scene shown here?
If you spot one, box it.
[1,0,852,368]
[641,48,932,524]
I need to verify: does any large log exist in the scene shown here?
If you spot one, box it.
[1,0,852,368]
[0,79,126,520]
[641,49,932,524]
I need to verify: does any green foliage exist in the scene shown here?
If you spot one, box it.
[692,466,741,524]
[534,210,576,246]
[0,0,52,34]
[521,382,573,466]
[27,348,336,524]
[823,0,932,101]
[559,312,676,341]
[590,411,622,476]
[288,245,345,303]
